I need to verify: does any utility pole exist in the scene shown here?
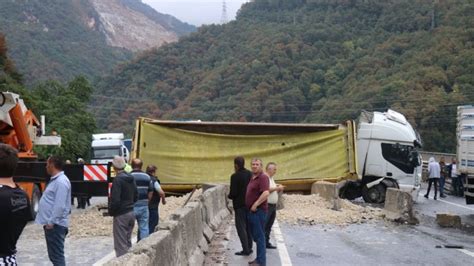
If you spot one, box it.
[221,0,228,24]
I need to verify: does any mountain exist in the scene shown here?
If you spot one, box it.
[0,0,196,85]
[94,0,474,153]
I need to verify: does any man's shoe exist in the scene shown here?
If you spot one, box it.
[235,251,250,256]
[266,243,277,249]
[434,197,437,200]
[424,194,428,199]
[248,260,257,264]
[440,194,447,198]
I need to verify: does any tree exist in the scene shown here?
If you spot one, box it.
[32,77,97,161]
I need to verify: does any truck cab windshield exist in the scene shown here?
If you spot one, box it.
[92,147,121,159]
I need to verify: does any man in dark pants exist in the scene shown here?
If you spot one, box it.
[0,144,32,265]
[109,156,138,257]
[35,156,71,266]
[228,156,253,256]
[246,158,270,266]
[146,165,166,234]
[264,162,284,249]
[439,157,447,198]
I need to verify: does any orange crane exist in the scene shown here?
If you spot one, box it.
[0,91,61,217]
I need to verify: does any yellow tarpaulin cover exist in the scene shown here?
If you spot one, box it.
[138,122,351,184]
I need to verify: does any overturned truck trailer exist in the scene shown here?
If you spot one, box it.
[131,118,358,193]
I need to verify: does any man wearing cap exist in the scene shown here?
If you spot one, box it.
[109,156,138,257]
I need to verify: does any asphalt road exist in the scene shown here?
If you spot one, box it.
[15,183,474,265]
[226,185,474,266]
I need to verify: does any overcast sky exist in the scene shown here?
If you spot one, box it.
[142,0,250,26]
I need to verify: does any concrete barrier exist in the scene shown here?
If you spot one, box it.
[311,181,342,210]
[384,188,419,225]
[311,181,338,200]
[200,185,231,231]
[105,185,230,266]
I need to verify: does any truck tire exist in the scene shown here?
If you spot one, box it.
[30,184,41,219]
[362,184,386,204]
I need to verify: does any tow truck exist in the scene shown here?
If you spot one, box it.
[1,91,110,217]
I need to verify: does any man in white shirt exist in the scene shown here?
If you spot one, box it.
[448,158,463,196]
[265,162,284,249]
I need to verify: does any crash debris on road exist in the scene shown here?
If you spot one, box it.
[68,190,203,238]
[277,194,384,226]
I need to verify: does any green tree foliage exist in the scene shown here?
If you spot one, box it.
[1,34,96,161]
[32,77,97,161]
[95,0,474,153]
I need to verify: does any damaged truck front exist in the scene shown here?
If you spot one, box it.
[131,109,421,203]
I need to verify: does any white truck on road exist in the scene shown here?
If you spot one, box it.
[342,109,422,203]
[91,133,130,164]
[457,105,474,204]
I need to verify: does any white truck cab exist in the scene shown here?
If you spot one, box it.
[356,109,422,203]
[91,133,130,164]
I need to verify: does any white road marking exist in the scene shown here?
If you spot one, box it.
[457,248,474,258]
[437,199,474,211]
[273,219,293,266]
[93,236,137,266]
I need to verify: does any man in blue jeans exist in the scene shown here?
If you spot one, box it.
[246,158,270,266]
[35,156,71,266]
[130,158,153,242]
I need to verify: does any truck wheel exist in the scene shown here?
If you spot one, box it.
[30,184,41,219]
[362,184,386,204]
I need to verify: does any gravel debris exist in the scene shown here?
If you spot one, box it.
[68,189,202,238]
[277,194,384,226]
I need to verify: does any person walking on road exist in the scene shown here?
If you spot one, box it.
[424,157,440,200]
[130,158,153,242]
[109,156,138,257]
[228,156,253,256]
[439,157,447,198]
[264,162,284,249]
[246,158,270,266]
[35,156,71,266]
[146,165,166,234]
[0,144,32,265]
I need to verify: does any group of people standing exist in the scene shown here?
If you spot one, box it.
[0,142,166,266]
[109,156,166,257]
[228,156,284,266]
[425,156,464,200]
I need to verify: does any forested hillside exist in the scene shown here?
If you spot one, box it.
[0,0,195,85]
[0,34,96,161]
[95,0,474,153]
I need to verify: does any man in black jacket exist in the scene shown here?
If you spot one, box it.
[109,156,138,257]
[228,156,253,256]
